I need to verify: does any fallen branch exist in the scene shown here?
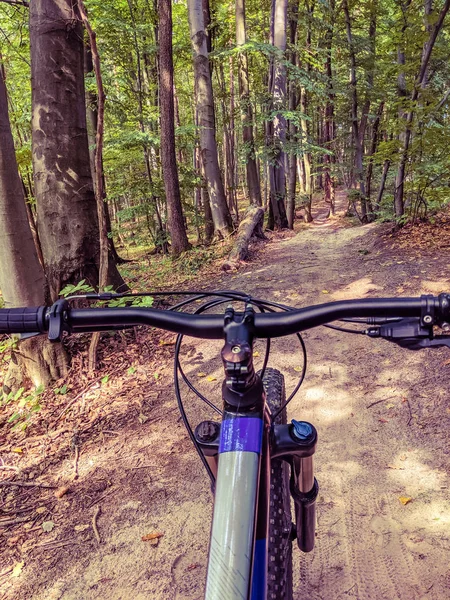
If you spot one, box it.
[73,445,80,480]
[0,515,33,527]
[0,481,56,489]
[222,206,265,271]
[92,505,101,543]
[366,396,395,409]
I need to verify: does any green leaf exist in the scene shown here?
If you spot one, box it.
[101,375,110,384]
[8,412,21,423]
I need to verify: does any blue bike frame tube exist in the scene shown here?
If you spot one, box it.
[250,409,271,600]
[204,411,264,600]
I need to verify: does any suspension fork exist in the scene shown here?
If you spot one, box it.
[271,419,319,552]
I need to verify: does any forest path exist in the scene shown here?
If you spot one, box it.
[3,193,450,600]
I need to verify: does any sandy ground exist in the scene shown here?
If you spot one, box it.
[2,192,450,599]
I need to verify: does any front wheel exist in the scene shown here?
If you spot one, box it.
[261,368,293,600]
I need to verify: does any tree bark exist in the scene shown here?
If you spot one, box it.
[188,0,233,238]
[375,159,390,212]
[365,101,384,214]
[323,0,336,217]
[222,206,265,269]
[29,0,124,301]
[267,0,289,229]
[158,0,190,255]
[343,0,367,221]
[0,61,68,391]
[236,0,262,207]
[299,87,313,222]
[286,0,299,229]
[83,42,126,267]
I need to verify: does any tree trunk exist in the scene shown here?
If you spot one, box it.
[343,0,367,221]
[0,62,68,391]
[188,0,233,238]
[236,0,262,207]
[222,206,265,269]
[365,101,384,215]
[375,159,390,212]
[84,42,126,267]
[29,0,124,301]
[299,88,313,222]
[158,0,190,255]
[286,0,299,229]
[323,0,336,217]
[267,0,289,229]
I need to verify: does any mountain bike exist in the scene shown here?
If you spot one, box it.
[1,290,450,600]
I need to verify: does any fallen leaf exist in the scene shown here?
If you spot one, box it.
[197,372,207,378]
[399,496,412,506]
[253,351,260,357]
[11,561,24,578]
[206,376,217,382]
[142,531,164,542]
[187,563,201,571]
[378,418,389,423]
[74,524,90,532]
[35,507,46,514]
[159,339,176,346]
[322,290,329,294]
[385,403,395,409]
[42,521,55,532]
[11,448,23,454]
[55,485,70,499]
[293,366,303,372]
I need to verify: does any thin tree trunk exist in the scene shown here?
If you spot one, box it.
[236,0,262,206]
[343,0,367,221]
[77,0,112,372]
[375,160,390,212]
[267,0,289,229]
[286,0,299,229]
[158,0,190,255]
[188,0,233,238]
[365,101,384,215]
[84,42,127,267]
[299,87,312,222]
[323,0,336,217]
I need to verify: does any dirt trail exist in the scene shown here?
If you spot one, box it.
[2,192,450,600]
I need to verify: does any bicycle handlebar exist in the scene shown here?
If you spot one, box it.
[0,294,449,340]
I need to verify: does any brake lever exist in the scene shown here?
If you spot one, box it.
[365,318,450,350]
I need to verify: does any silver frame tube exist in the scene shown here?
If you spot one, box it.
[204,450,260,599]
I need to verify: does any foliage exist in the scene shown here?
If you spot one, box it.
[2,0,450,265]
[3,384,45,431]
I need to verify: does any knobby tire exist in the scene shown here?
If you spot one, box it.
[262,368,293,600]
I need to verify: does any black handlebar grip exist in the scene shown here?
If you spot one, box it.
[0,307,47,334]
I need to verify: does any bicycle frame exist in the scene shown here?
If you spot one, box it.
[204,402,270,599]
[196,305,318,600]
